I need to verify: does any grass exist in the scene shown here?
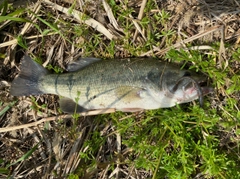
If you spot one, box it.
[0,0,240,178]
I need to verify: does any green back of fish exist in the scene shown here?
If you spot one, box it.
[39,58,173,97]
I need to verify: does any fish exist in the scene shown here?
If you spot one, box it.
[10,56,212,113]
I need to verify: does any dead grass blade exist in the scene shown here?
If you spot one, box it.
[102,0,123,32]
[133,0,147,41]
[62,127,88,175]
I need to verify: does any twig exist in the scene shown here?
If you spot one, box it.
[0,108,116,133]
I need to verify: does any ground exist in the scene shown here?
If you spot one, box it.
[0,0,240,178]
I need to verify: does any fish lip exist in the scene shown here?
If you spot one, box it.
[200,86,214,96]
[197,79,213,96]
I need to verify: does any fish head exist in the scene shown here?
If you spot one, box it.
[162,69,213,106]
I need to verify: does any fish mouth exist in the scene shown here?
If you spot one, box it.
[171,76,213,107]
[188,77,214,107]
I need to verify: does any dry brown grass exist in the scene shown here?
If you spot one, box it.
[0,0,240,178]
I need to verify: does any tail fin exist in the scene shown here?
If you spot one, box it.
[10,56,49,96]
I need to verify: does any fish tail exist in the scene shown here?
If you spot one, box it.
[10,56,49,96]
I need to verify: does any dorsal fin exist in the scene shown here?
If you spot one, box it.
[67,57,101,72]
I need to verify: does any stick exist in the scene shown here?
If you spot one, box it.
[0,108,116,133]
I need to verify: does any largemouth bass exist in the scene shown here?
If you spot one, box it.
[10,56,212,113]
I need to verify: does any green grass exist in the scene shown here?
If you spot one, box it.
[0,0,240,178]
[77,104,239,178]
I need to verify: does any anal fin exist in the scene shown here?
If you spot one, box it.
[59,97,87,113]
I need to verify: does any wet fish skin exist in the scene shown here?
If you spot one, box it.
[10,56,212,113]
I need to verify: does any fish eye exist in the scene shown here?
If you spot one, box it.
[183,71,191,77]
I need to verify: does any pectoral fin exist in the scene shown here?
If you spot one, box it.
[59,97,87,113]
[114,86,147,103]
